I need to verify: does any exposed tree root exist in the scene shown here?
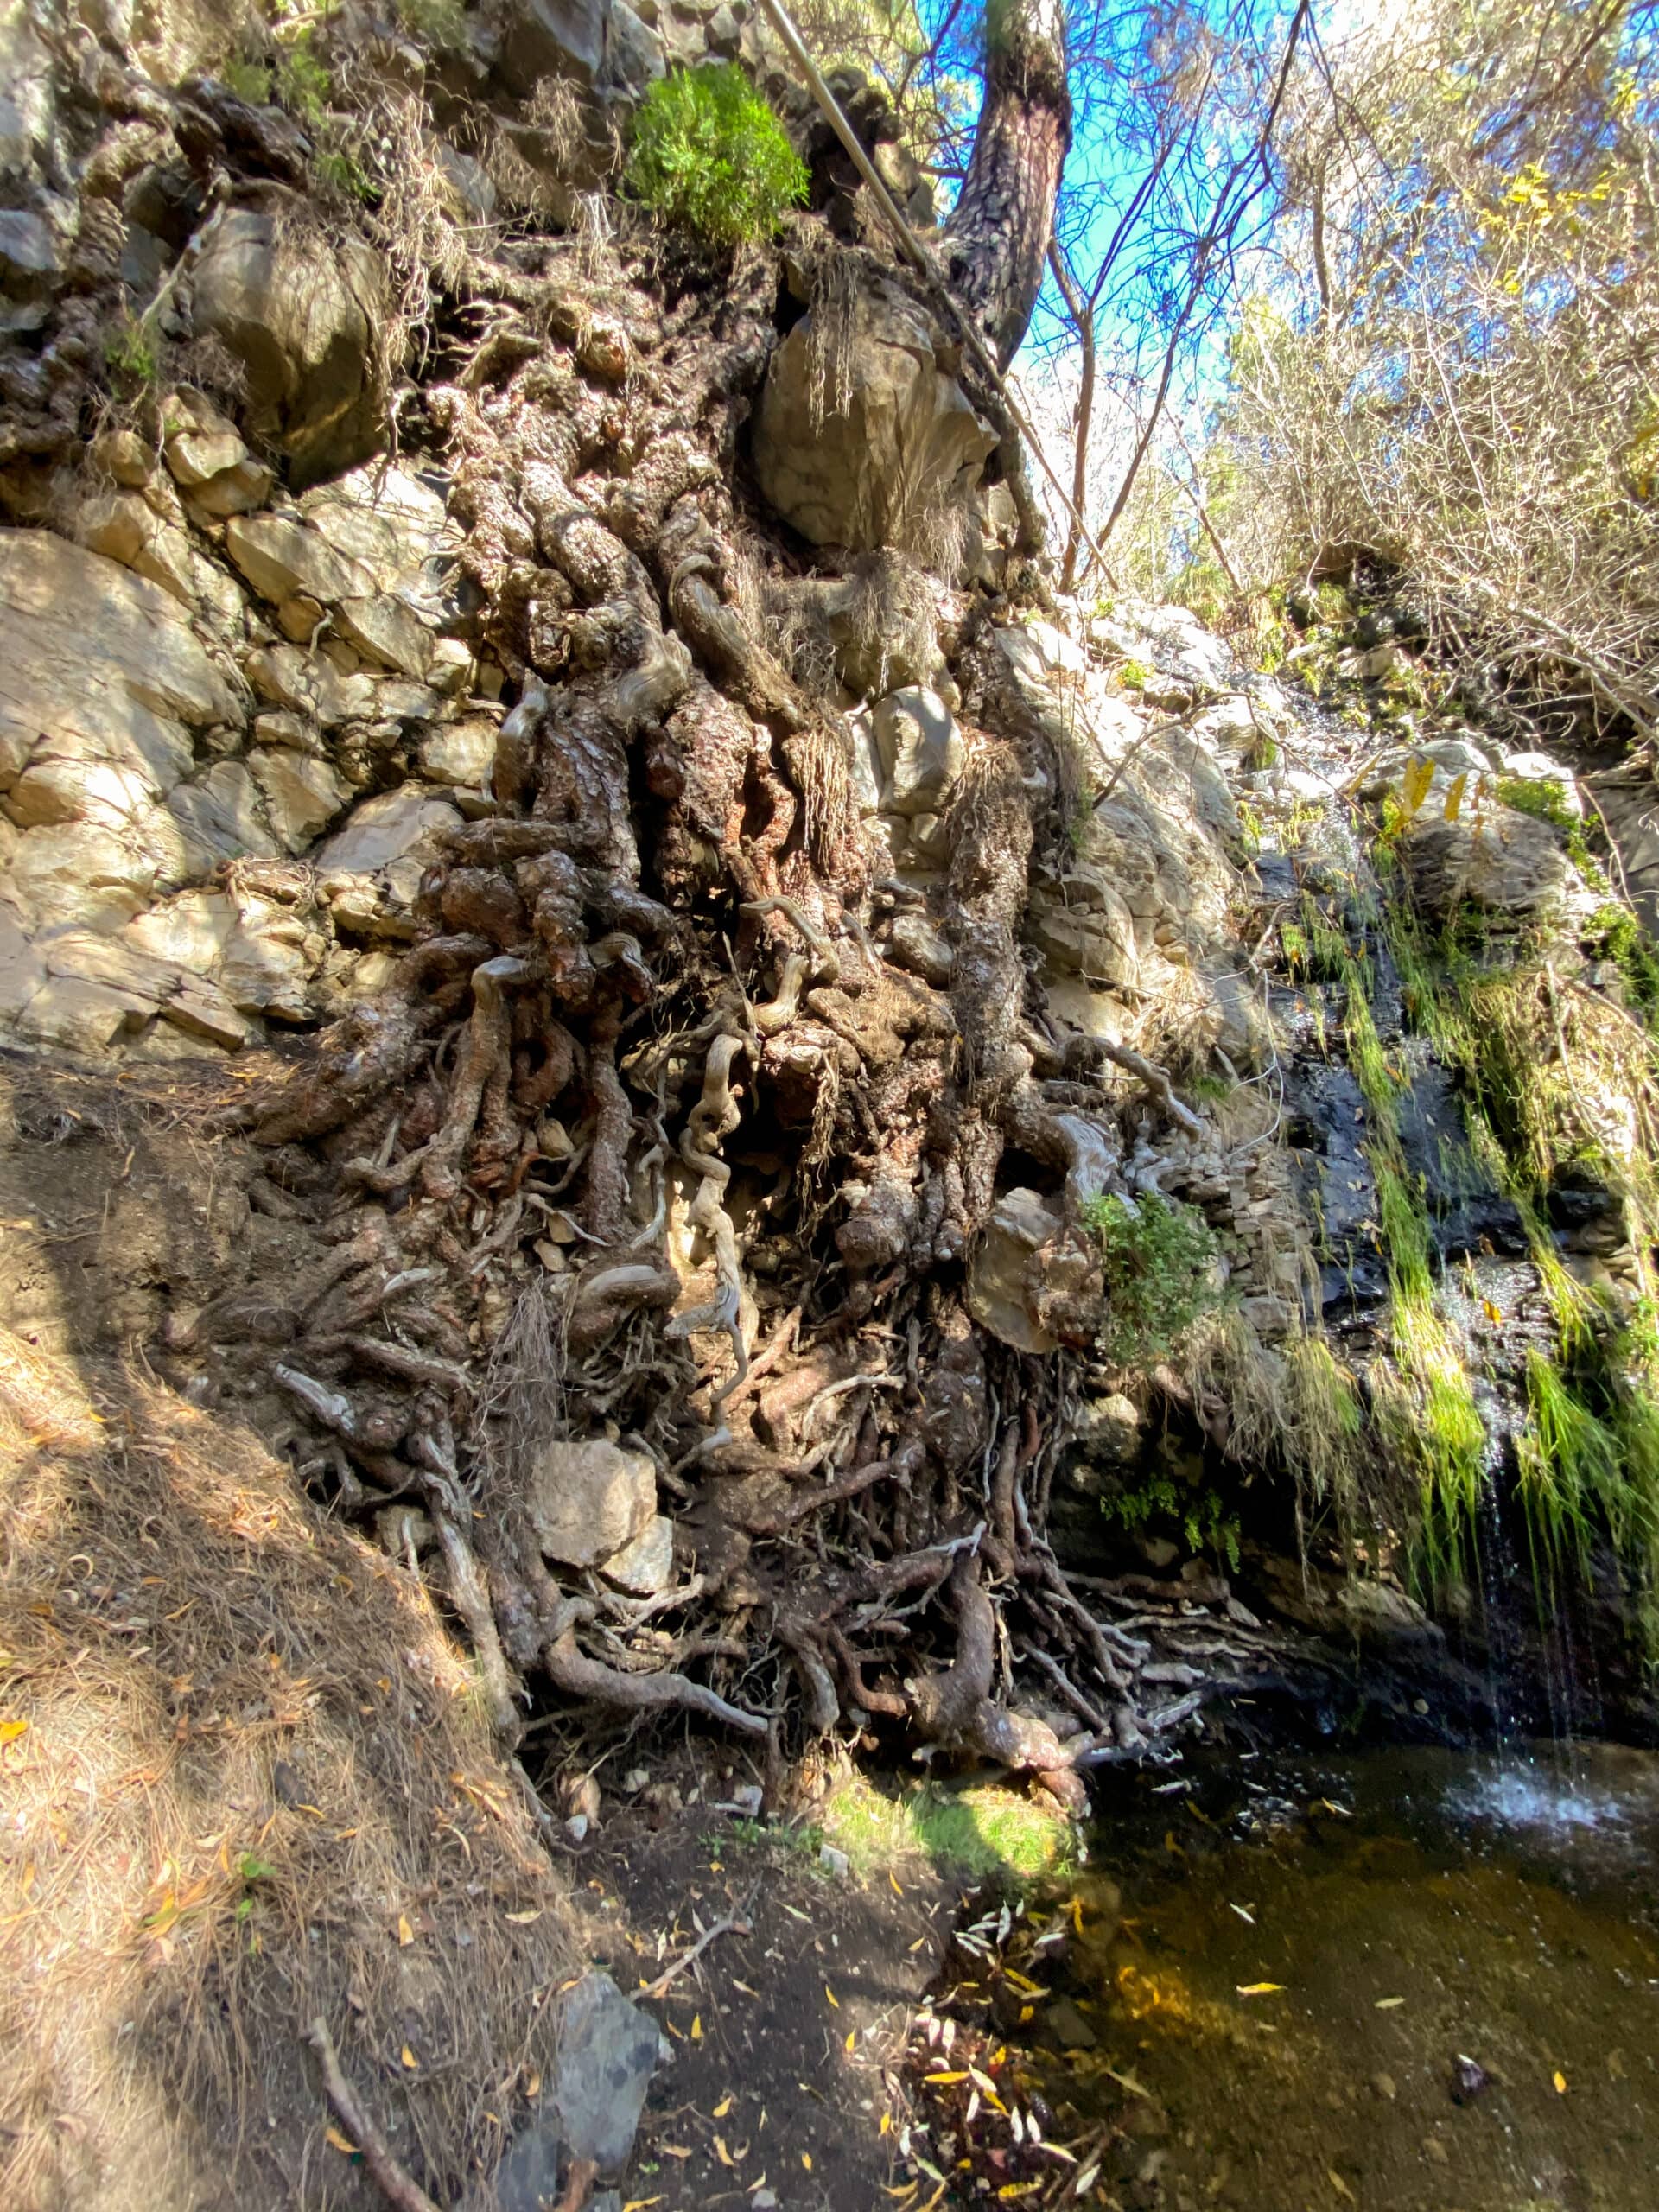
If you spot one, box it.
[177,216,1300,1810]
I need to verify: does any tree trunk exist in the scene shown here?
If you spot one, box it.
[944,0,1071,368]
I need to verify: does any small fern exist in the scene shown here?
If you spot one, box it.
[626,65,808,246]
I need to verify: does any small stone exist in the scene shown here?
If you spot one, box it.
[1449,2055,1489,2105]
[1045,1997,1099,2050]
[1423,2137,1450,2166]
[818,1843,850,1878]
[526,1438,657,1569]
[1371,2072,1397,2101]
[885,908,952,985]
[564,1813,590,1843]
[599,1512,674,1596]
[622,1768,650,1794]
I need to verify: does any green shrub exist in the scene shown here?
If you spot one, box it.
[1083,1192,1224,1365]
[1116,658,1152,690]
[626,64,808,245]
[1586,901,1659,1021]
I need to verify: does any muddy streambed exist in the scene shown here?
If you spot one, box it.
[915,1745,1659,2209]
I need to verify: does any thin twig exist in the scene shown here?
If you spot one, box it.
[640,1891,757,2001]
[305,2016,447,2212]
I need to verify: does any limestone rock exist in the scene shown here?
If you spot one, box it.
[500,0,608,92]
[0,906,45,1024]
[315,784,461,875]
[9,820,162,931]
[600,1512,674,1595]
[872,686,964,817]
[189,205,389,488]
[1030,884,1139,990]
[753,275,995,550]
[526,1438,657,1568]
[299,462,457,590]
[220,899,313,1021]
[226,511,374,608]
[248,747,351,853]
[335,592,433,679]
[40,926,251,1048]
[245,640,378,726]
[165,761,281,873]
[419,717,499,788]
[13,975,142,1053]
[122,889,238,976]
[0,207,57,296]
[0,531,238,818]
[967,1187,1063,1355]
[885,909,952,985]
[1357,735,1498,802]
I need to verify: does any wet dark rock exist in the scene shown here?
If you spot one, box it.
[1449,2054,1490,2104]
[476,1970,659,2209]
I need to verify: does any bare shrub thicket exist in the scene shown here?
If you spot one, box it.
[1209,0,1659,742]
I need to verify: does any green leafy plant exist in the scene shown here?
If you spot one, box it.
[1116,657,1152,690]
[397,0,469,47]
[1084,1192,1224,1365]
[275,32,334,129]
[626,65,809,245]
[1586,900,1659,1022]
[103,315,159,389]
[234,1850,276,1923]
[1102,1472,1242,1570]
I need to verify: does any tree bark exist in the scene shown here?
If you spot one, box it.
[944,0,1071,368]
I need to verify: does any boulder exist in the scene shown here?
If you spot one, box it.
[164,426,273,517]
[219,898,313,1020]
[1401,810,1571,917]
[122,888,238,976]
[335,592,433,679]
[872,686,964,816]
[40,926,251,1048]
[526,1438,657,1569]
[13,975,142,1054]
[500,0,609,92]
[753,274,995,550]
[1029,884,1139,991]
[188,204,389,488]
[299,462,456,589]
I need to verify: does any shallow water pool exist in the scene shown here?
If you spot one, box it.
[1038,1745,1659,2210]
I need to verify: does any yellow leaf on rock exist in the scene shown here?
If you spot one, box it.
[1399,754,1435,821]
[1443,771,1468,823]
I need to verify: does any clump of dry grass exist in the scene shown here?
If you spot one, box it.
[0,1332,575,2212]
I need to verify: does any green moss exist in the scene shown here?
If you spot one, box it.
[1496,775,1603,884]
[626,65,808,245]
[222,55,273,104]
[397,0,468,46]
[1586,901,1659,1022]
[1083,1192,1224,1366]
[819,1773,1078,1885]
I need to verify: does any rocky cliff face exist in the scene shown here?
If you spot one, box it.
[3,0,1657,1815]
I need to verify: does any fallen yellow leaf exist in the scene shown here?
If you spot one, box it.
[621,2199,664,2210]
[325,2126,359,2155]
[844,2029,855,2054]
[659,2144,691,2158]
[714,2136,734,2168]
[801,2152,813,2171]
[1328,2171,1355,2204]
[690,2013,702,2042]
[824,1985,838,2008]
[889,1871,904,1897]
[1236,1982,1285,1997]
[1554,2070,1568,2094]
[397,1913,414,1947]
[505,1909,542,1925]
[401,2045,417,2070]
[1374,1996,1405,2010]
[713,2094,733,2119]
[0,1719,29,1745]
